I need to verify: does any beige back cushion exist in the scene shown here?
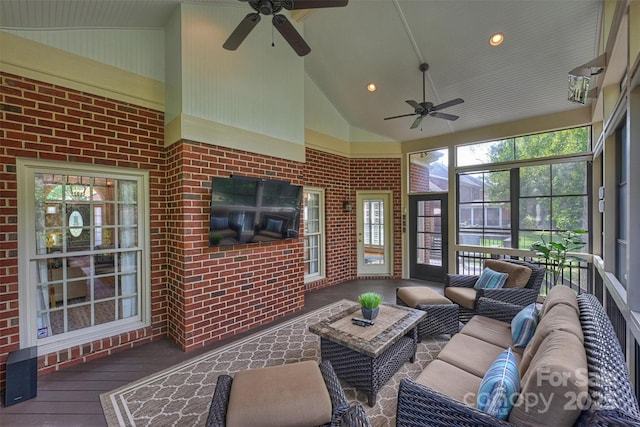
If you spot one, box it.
[519,302,584,376]
[509,330,587,427]
[539,284,580,318]
[226,361,332,427]
[484,259,532,288]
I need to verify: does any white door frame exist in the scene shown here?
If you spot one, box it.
[356,191,393,276]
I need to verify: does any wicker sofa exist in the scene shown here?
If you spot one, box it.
[396,286,640,427]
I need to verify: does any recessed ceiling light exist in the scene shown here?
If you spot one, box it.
[489,33,504,46]
[367,83,376,92]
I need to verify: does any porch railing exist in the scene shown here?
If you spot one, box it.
[456,249,592,295]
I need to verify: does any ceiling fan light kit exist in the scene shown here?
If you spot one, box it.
[223,0,349,56]
[384,63,464,129]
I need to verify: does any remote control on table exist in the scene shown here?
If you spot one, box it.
[352,317,375,327]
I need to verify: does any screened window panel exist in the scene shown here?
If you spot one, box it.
[552,162,587,195]
[457,127,590,251]
[520,165,550,197]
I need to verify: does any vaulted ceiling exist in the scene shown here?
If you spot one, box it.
[0,0,602,142]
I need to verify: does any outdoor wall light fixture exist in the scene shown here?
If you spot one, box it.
[568,53,606,104]
[343,200,353,212]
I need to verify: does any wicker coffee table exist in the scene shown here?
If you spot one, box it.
[308,302,426,406]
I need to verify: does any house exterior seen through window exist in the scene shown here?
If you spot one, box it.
[456,126,591,251]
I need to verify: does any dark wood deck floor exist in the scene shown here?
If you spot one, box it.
[0,278,441,426]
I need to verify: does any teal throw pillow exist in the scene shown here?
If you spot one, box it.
[211,216,229,230]
[511,303,538,347]
[477,347,520,420]
[474,267,509,290]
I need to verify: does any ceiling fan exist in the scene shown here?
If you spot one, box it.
[384,63,464,129]
[223,0,349,56]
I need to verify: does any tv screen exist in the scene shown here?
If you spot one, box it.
[209,176,302,247]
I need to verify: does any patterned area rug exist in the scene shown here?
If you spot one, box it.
[100,300,449,427]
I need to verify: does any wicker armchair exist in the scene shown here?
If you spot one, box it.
[444,259,544,323]
[206,360,371,427]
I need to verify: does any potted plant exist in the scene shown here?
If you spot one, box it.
[358,292,383,320]
[530,229,586,288]
[209,231,223,246]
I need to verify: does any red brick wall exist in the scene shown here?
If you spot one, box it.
[303,149,353,289]
[0,71,403,389]
[351,157,403,278]
[164,140,305,350]
[0,72,167,386]
[304,149,403,290]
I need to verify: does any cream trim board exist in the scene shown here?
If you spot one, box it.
[349,141,402,159]
[305,128,402,158]
[305,128,351,157]
[0,31,164,111]
[401,107,592,154]
[167,114,306,162]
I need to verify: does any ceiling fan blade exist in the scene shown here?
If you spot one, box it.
[284,0,349,10]
[410,115,424,129]
[384,112,417,120]
[405,100,421,110]
[223,13,261,51]
[430,112,459,121]
[272,14,311,56]
[432,97,464,111]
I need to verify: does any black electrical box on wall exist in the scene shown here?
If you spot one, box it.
[4,346,37,406]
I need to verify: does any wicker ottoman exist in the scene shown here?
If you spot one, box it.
[396,287,459,339]
[222,361,334,427]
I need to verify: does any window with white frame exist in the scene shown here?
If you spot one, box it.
[364,200,384,246]
[303,188,325,281]
[18,159,149,354]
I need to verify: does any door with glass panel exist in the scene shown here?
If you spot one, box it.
[357,192,392,276]
[409,194,448,282]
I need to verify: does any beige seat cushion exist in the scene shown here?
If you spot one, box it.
[415,359,482,407]
[226,361,332,427]
[509,330,587,427]
[445,287,477,309]
[397,287,451,307]
[460,315,521,352]
[539,284,580,318]
[484,259,532,288]
[436,333,521,378]
[519,302,583,376]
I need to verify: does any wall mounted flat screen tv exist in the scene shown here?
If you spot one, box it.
[209,176,302,247]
